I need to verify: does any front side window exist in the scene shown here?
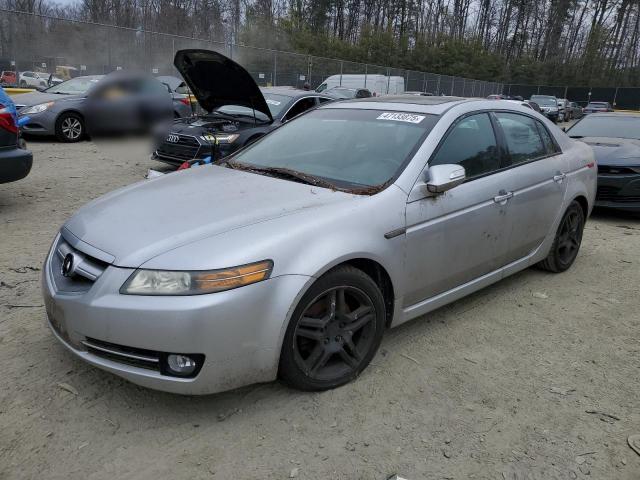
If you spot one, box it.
[230,108,438,189]
[494,112,547,165]
[430,113,500,178]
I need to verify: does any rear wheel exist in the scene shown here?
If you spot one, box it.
[279,266,386,391]
[55,112,84,142]
[538,201,585,272]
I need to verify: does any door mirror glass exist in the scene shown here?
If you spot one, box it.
[426,164,466,194]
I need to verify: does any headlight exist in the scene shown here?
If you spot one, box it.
[120,260,273,295]
[21,102,54,115]
[201,133,240,144]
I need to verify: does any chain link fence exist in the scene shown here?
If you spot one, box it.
[504,84,640,111]
[0,9,503,97]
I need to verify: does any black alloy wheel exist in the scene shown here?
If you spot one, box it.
[279,266,386,390]
[538,201,585,272]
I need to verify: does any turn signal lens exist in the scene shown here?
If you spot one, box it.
[120,260,273,295]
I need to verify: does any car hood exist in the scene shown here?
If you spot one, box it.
[11,91,83,107]
[580,137,640,166]
[63,165,354,267]
[173,49,273,122]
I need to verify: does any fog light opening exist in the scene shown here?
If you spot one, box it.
[162,353,204,378]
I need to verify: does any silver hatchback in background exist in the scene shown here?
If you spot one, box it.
[43,92,596,395]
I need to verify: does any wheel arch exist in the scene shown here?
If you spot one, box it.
[307,257,396,329]
[55,109,86,128]
[572,194,589,220]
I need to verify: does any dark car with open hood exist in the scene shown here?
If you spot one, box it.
[567,112,640,213]
[152,49,335,167]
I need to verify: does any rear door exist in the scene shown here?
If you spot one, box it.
[493,111,567,264]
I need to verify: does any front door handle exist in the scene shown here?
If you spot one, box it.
[553,172,566,183]
[493,190,514,204]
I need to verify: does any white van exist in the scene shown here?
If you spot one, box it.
[316,74,405,96]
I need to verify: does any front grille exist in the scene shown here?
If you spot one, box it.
[156,134,201,161]
[83,337,160,371]
[50,236,108,293]
[598,165,639,175]
[596,186,640,203]
[596,185,620,201]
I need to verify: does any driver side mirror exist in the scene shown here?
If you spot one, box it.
[425,164,466,194]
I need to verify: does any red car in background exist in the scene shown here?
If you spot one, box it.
[0,71,17,87]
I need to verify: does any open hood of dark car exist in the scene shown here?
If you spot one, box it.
[174,49,273,121]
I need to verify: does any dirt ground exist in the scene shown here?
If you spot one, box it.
[1,136,639,480]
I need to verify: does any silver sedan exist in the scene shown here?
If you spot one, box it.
[42,97,597,394]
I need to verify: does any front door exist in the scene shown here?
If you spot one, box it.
[404,112,511,306]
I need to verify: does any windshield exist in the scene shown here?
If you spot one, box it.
[531,97,557,106]
[215,105,271,122]
[45,76,102,94]
[568,115,640,140]
[587,102,608,108]
[263,93,292,116]
[216,93,290,121]
[227,108,438,190]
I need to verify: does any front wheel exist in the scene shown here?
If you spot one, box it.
[538,201,585,272]
[55,112,84,142]
[279,266,386,391]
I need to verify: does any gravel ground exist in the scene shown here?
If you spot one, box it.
[1,136,639,480]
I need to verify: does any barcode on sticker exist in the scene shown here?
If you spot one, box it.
[377,112,425,123]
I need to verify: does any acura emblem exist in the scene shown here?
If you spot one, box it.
[166,134,180,143]
[61,253,75,277]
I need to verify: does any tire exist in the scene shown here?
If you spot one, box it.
[538,201,585,273]
[279,265,386,391]
[55,112,84,142]
[19,80,26,88]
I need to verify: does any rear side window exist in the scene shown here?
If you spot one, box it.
[283,97,317,121]
[430,113,500,178]
[536,123,560,155]
[494,112,547,165]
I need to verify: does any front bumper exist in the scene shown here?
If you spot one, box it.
[42,235,311,394]
[18,110,56,136]
[595,173,640,212]
[0,146,33,184]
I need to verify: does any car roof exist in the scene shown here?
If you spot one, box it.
[323,95,471,114]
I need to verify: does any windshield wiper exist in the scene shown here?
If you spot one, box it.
[569,135,584,138]
[224,161,337,189]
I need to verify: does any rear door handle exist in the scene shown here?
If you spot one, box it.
[553,173,566,183]
[493,190,514,204]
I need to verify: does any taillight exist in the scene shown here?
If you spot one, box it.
[0,103,18,134]
[179,98,190,106]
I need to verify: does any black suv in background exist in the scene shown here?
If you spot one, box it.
[530,95,560,123]
[0,93,32,184]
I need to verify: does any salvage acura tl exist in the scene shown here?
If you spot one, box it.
[43,73,596,395]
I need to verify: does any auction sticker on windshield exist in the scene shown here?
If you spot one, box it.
[377,112,425,123]
[266,99,281,105]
